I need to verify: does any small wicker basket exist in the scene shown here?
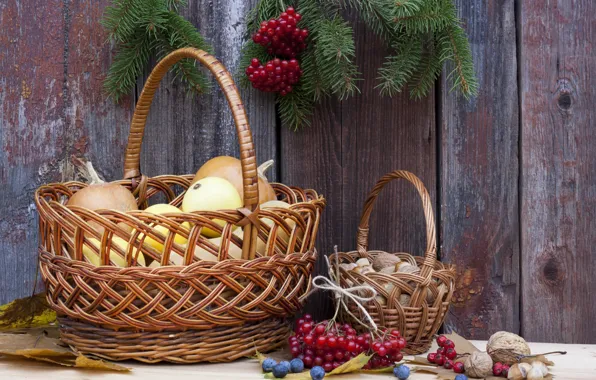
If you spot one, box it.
[35,48,325,363]
[330,170,455,355]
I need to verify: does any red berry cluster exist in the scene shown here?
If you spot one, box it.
[492,362,510,377]
[290,315,407,373]
[427,335,512,377]
[247,7,308,95]
[245,57,302,95]
[252,7,308,58]
[427,335,464,373]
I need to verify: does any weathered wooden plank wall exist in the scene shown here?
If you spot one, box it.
[441,0,520,338]
[520,0,596,343]
[0,0,595,343]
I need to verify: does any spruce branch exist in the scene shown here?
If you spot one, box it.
[376,34,423,96]
[315,18,360,99]
[439,23,478,97]
[104,33,153,101]
[102,0,214,100]
[278,85,314,130]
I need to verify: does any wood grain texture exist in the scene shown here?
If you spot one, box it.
[282,12,436,320]
[440,0,520,338]
[520,0,596,343]
[281,99,342,318]
[137,0,277,181]
[0,0,132,304]
[341,14,436,258]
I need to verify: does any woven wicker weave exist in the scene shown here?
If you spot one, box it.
[35,48,325,363]
[330,170,455,355]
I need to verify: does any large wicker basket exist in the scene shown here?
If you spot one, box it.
[330,170,455,355]
[35,48,325,363]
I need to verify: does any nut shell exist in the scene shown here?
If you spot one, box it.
[487,331,531,365]
[372,252,401,271]
[464,351,493,378]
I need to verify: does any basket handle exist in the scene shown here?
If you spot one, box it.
[123,48,259,211]
[356,170,437,276]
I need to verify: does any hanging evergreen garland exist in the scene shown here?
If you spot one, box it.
[102,0,476,129]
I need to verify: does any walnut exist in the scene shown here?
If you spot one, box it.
[396,262,418,274]
[487,331,531,365]
[372,252,401,271]
[464,351,494,378]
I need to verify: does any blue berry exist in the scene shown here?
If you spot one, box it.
[290,358,305,373]
[272,363,289,378]
[279,361,291,372]
[393,364,410,380]
[262,358,277,372]
[310,365,325,380]
[455,375,468,380]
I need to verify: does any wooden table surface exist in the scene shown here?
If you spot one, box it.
[0,341,594,379]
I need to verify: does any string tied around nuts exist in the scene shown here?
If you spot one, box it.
[310,246,379,333]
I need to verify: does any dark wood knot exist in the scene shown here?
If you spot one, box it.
[557,92,572,110]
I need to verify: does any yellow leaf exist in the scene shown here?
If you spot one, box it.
[0,293,56,331]
[0,332,128,371]
[328,353,373,375]
[75,355,130,371]
[360,366,394,373]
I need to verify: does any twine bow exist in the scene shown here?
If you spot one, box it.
[311,246,378,332]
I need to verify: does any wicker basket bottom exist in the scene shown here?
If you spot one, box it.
[59,318,291,363]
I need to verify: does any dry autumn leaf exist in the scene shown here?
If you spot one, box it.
[0,332,129,371]
[0,293,56,331]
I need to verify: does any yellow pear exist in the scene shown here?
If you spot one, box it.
[257,200,299,255]
[138,203,190,252]
[181,177,242,238]
[82,236,146,267]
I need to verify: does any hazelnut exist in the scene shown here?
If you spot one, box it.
[339,263,358,272]
[379,266,396,274]
[487,331,531,365]
[372,252,401,271]
[530,361,548,377]
[396,262,418,274]
[507,364,525,380]
[526,366,544,380]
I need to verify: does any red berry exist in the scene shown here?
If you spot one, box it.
[383,341,392,350]
[315,324,326,335]
[444,359,454,369]
[444,339,455,349]
[501,364,510,377]
[397,338,406,350]
[291,346,301,357]
[304,314,312,321]
[394,352,404,362]
[493,362,503,376]
[334,350,344,360]
[436,335,447,347]
[436,347,445,355]
[390,330,401,338]
[337,336,346,349]
[445,348,457,360]
[314,356,323,366]
[434,353,445,366]
[303,355,313,368]
[453,362,465,373]
[347,341,356,352]
[286,6,295,15]
[304,334,314,346]
[327,336,337,348]
[377,347,387,357]
[323,362,333,372]
[324,353,334,363]
[427,353,436,363]
[372,342,382,352]
[316,335,326,348]
[301,322,312,333]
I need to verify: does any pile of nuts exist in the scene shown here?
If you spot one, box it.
[338,252,446,307]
